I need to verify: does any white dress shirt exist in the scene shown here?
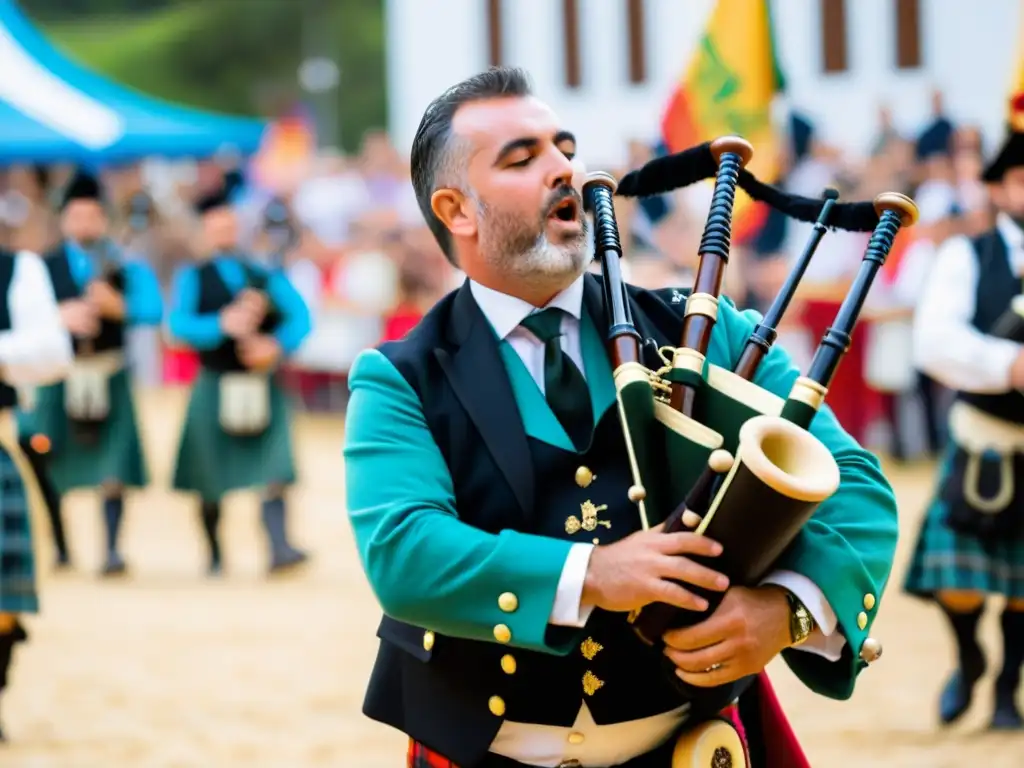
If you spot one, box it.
[0,250,73,390]
[469,276,843,767]
[912,213,1024,393]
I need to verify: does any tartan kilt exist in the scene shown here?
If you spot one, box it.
[171,369,296,503]
[0,443,38,614]
[31,368,148,492]
[904,448,1024,600]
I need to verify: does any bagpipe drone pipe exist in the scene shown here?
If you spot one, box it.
[583,138,919,666]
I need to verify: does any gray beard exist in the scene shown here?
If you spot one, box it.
[474,198,591,282]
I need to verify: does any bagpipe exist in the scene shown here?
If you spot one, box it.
[581,135,918,684]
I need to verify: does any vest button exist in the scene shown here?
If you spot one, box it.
[501,654,517,674]
[493,624,512,644]
[489,695,506,717]
[575,466,594,487]
[857,611,868,630]
[863,593,876,611]
[567,732,585,745]
[498,592,519,612]
[422,631,434,652]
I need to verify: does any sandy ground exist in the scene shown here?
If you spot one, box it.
[2,387,1023,768]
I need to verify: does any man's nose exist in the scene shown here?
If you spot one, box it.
[545,151,575,190]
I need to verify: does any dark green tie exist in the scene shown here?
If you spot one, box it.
[520,308,593,451]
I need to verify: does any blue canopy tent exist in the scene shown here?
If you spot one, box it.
[0,0,266,164]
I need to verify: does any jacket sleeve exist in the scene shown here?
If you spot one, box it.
[343,348,584,655]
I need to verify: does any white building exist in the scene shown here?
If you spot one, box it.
[385,0,1021,167]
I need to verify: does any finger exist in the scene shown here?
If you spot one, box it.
[676,662,745,689]
[664,640,736,673]
[662,611,731,651]
[648,579,710,613]
[657,555,729,593]
[656,532,723,558]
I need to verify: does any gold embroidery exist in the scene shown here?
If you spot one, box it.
[565,516,582,535]
[580,501,610,532]
[582,671,605,696]
[580,637,603,660]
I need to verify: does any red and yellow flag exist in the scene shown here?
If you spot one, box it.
[660,0,786,243]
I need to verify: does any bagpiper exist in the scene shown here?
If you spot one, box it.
[343,66,899,768]
[904,94,1024,731]
[0,245,74,740]
[167,182,311,576]
[29,169,163,577]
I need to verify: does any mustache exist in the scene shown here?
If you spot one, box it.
[542,185,583,217]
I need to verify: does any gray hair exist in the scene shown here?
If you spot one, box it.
[410,66,534,264]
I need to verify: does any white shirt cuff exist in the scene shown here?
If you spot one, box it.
[760,569,846,662]
[548,543,596,627]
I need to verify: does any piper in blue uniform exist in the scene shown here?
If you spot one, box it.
[168,185,311,576]
[904,95,1024,731]
[0,247,74,741]
[30,169,163,577]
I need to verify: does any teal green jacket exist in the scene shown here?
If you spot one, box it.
[343,288,899,701]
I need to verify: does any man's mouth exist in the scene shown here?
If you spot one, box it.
[548,197,580,223]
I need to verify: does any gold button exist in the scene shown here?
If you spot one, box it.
[489,695,506,717]
[422,631,435,652]
[568,732,585,745]
[592,538,600,544]
[575,466,594,487]
[501,654,517,674]
[857,611,868,630]
[493,624,512,644]
[859,637,883,663]
[498,592,518,613]
[628,484,646,502]
[863,593,876,611]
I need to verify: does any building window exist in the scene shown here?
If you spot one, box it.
[487,0,503,67]
[626,0,646,84]
[563,0,581,87]
[895,0,921,69]
[820,0,848,73]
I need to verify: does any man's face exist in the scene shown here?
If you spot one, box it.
[201,206,240,252]
[60,199,107,246]
[438,95,590,289]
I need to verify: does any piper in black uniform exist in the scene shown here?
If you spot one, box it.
[168,185,311,576]
[0,247,73,741]
[30,169,163,577]
[904,95,1024,731]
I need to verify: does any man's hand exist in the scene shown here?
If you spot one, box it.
[662,585,793,688]
[580,524,729,614]
[238,334,282,371]
[86,280,125,320]
[59,299,99,337]
[1010,348,1024,389]
[236,288,269,322]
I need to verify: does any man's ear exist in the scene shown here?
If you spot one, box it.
[431,188,476,240]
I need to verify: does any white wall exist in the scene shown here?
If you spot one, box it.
[385,0,1021,167]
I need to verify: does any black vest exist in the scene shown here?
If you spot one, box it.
[194,261,282,372]
[365,275,749,767]
[44,242,126,355]
[955,229,1024,423]
[0,251,18,410]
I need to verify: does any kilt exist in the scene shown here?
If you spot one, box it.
[171,369,296,503]
[31,368,148,493]
[904,448,1024,600]
[0,443,38,614]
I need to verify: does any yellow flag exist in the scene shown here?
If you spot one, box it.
[661,0,785,241]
